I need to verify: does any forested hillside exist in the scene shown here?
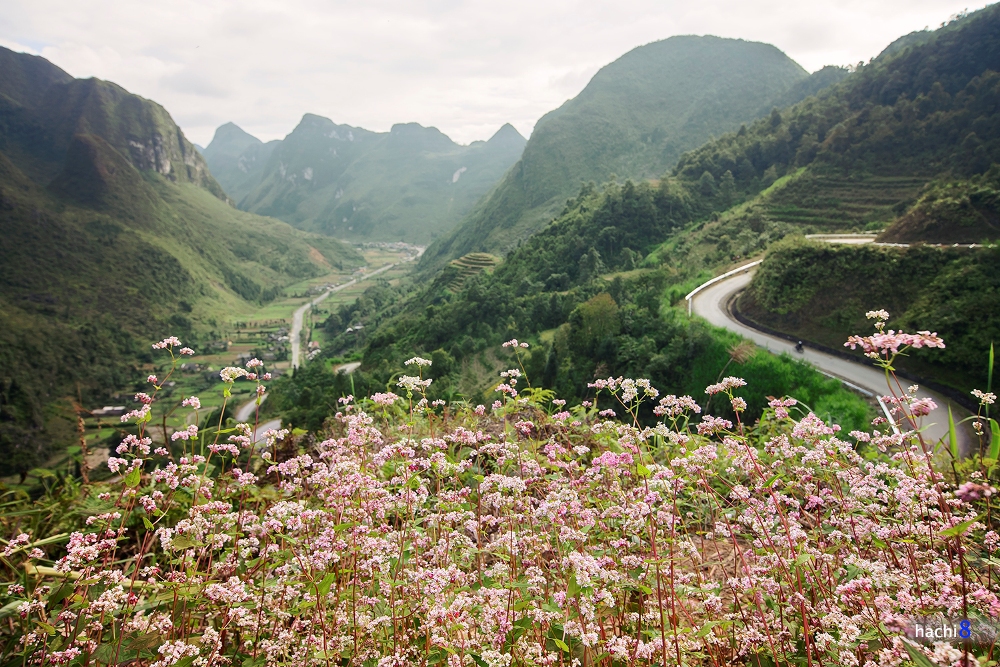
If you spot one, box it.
[267,178,868,438]
[203,117,526,244]
[418,35,834,268]
[0,47,362,475]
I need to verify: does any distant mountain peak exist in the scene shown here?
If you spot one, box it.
[215,122,260,144]
[203,113,523,243]
[204,122,262,159]
[487,123,526,146]
[388,123,457,151]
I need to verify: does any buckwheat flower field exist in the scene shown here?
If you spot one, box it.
[2,318,999,667]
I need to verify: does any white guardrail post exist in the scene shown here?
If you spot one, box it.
[685,260,762,317]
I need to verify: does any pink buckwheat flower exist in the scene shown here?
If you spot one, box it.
[171,425,198,442]
[910,397,937,417]
[152,336,182,350]
[705,376,747,396]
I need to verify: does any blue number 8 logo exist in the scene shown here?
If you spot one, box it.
[959,619,972,639]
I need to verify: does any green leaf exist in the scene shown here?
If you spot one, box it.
[127,632,163,650]
[567,577,581,597]
[46,584,75,606]
[34,620,56,635]
[91,644,117,663]
[948,406,959,459]
[939,515,982,538]
[142,517,155,530]
[989,419,1000,461]
[696,620,725,637]
[171,535,201,550]
[636,463,651,478]
[316,572,336,598]
[124,465,142,489]
[552,638,570,652]
[793,552,812,567]
[904,642,938,667]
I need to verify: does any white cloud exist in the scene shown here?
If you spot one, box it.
[0,0,982,146]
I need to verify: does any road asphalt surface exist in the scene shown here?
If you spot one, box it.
[690,269,975,455]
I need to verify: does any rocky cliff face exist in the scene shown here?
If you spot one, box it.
[0,46,225,199]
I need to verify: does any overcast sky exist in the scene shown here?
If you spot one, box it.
[0,0,984,147]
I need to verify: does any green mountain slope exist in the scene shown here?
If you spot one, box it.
[0,50,223,195]
[0,47,362,475]
[419,35,821,267]
[203,116,526,244]
[670,5,1000,239]
[268,177,870,435]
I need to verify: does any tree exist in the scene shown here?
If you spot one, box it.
[719,170,736,206]
[578,247,606,283]
[698,171,717,197]
[572,293,620,348]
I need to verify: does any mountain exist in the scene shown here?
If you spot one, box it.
[200,122,280,204]
[0,52,223,196]
[202,116,526,244]
[0,46,362,475]
[418,35,821,268]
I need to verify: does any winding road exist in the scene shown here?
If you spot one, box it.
[689,267,975,454]
[290,249,423,368]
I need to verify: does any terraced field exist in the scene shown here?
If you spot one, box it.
[445,253,498,291]
[762,173,928,230]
